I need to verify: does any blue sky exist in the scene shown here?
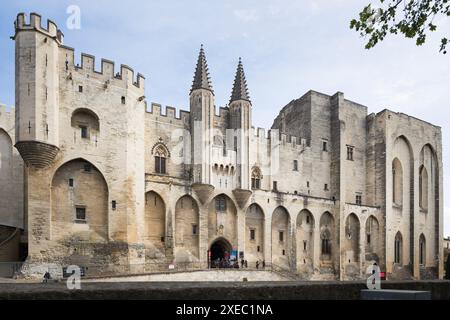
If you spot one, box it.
[1,0,449,236]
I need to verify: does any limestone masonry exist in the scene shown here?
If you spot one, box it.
[0,13,444,280]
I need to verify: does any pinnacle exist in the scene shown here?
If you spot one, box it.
[230,58,251,104]
[190,45,214,94]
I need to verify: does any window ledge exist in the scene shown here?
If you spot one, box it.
[420,208,428,213]
[74,219,87,224]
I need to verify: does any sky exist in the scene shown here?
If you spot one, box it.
[0,0,449,236]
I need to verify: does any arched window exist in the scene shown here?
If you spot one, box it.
[419,234,426,266]
[153,144,169,174]
[71,108,100,140]
[419,165,428,210]
[392,158,403,205]
[394,232,403,264]
[251,167,262,189]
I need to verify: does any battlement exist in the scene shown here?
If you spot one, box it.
[0,103,15,117]
[214,106,229,118]
[146,103,190,123]
[252,127,308,150]
[15,13,64,44]
[0,103,16,134]
[60,47,145,90]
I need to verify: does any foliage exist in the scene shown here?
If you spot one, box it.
[350,0,449,53]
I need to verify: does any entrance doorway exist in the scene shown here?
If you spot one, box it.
[210,238,232,268]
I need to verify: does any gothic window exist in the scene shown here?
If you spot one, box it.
[392,158,403,205]
[419,165,428,210]
[394,232,403,264]
[356,194,362,205]
[251,167,262,189]
[419,234,426,266]
[153,144,169,174]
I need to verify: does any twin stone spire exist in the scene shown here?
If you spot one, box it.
[190,45,251,105]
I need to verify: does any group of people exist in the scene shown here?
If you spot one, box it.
[210,258,267,269]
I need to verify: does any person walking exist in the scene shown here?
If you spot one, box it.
[256,261,260,269]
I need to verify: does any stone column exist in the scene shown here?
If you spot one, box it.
[290,218,297,273]
[198,205,209,268]
[313,221,321,273]
[237,208,246,258]
[264,212,272,265]
[360,221,366,279]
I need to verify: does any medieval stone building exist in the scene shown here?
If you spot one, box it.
[0,13,444,280]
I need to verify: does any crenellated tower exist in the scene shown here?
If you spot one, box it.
[13,13,63,168]
[189,45,215,185]
[229,58,252,190]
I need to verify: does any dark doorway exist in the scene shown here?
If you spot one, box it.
[210,238,232,268]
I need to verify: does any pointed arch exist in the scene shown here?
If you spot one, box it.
[392,157,403,205]
[245,203,265,263]
[271,206,291,267]
[297,209,315,270]
[51,158,108,241]
[344,213,361,263]
[419,143,440,264]
[175,195,199,260]
[144,191,166,249]
[208,194,238,250]
[320,211,335,261]
[0,128,18,231]
[419,165,428,210]
[365,215,380,263]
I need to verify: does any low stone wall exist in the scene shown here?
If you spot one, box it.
[0,280,449,300]
[84,270,289,282]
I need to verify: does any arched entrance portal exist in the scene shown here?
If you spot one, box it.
[209,238,232,268]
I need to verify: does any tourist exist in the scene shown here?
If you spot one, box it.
[43,271,51,283]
